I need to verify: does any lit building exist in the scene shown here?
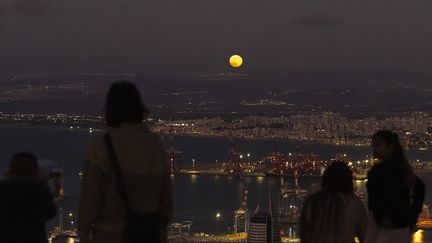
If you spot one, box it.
[268,195,281,243]
[248,196,281,243]
[248,212,271,243]
[234,190,249,233]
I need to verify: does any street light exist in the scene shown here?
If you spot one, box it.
[192,159,196,168]
[216,212,221,235]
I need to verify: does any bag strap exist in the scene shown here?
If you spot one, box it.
[104,133,130,207]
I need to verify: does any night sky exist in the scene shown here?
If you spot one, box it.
[1,0,432,76]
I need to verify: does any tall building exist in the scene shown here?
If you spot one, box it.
[247,196,281,243]
[234,190,249,233]
[248,211,271,243]
[268,195,281,243]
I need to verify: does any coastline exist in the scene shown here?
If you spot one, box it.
[0,121,430,154]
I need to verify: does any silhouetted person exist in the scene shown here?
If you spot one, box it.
[79,81,172,243]
[365,130,425,243]
[300,161,368,243]
[0,152,57,243]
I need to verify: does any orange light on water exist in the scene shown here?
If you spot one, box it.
[412,229,424,243]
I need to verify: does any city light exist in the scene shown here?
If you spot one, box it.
[216,212,221,235]
[1,112,430,151]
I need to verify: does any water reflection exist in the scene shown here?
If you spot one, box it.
[257,176,264,183]
[190,174,198,183]
[52,238,76,243]
[413,230,424,243]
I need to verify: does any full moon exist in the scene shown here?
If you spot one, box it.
[229,55,243,68]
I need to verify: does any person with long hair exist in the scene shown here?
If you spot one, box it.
[79,81,172,243]
[300,161,368,243]
[365,130,425,243]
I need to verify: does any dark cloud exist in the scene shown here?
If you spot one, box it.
[0,0,432,75]
[292,13,343,28]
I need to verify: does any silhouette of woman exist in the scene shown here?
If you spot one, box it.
[79,81,172,243]
[365,130,425,243]
[300,161,368,243]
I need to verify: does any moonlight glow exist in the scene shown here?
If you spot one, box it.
[229,55,243,68]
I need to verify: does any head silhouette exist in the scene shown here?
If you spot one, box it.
[372,130,404,161]
[300,161,354,242]
[7,152,39,178]
[321,161,354,195]
[372,129,414,186]
[105,81,148,127]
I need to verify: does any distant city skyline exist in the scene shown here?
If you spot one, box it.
[0,111,430,151]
